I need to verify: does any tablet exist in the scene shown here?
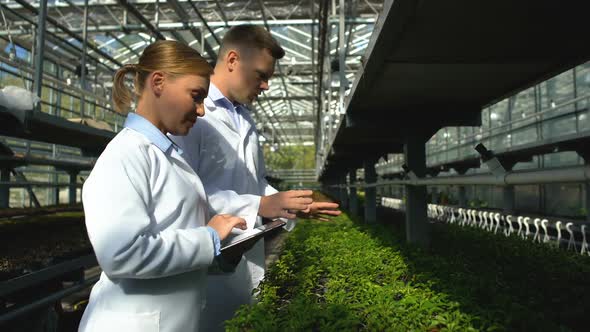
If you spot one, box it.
[220,219,286,252]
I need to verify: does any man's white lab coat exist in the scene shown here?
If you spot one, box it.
[171,87,293,331]
[79,122,215,332]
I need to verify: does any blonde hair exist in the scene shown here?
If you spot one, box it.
[112,40,213,114]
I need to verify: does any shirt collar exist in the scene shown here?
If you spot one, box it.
[124,112,183,155]
[208,83,244,112]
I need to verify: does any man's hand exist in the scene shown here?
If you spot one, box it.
[258,190,313,219]
[207,214,247,240]
[298,201,342,221]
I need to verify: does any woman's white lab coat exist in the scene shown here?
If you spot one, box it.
[78,126,215,332]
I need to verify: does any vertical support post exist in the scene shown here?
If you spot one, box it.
[349,169,358,216]
[581,153,590,221]
[364,159,377,223]
[0,168,10,208]
[338,0,346,115]
[53,171,60,205]
[458,185,467,207]
[69,171,79,204]
[503,186,516,214]
[501,163,516,214]
[311,0,317,149]
[332,178,341,203]
[431,186,439,204]
[55,66,62,117]
[79,0,89,118]
[33,0,49,100]
[404,136,430,246]
[339,172,348,209]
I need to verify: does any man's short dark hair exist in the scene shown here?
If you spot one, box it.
[219,25,285,60]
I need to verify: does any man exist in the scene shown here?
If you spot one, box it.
[171,25,341,331]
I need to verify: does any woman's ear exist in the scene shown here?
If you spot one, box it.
[150,71,166,96]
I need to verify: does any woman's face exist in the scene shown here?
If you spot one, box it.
[159,74,209,136]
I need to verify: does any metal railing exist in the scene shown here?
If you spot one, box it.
[0,54,125,131]
[377,93,590,175]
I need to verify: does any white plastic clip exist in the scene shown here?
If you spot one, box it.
[566,222,577,252]
[532,218,541,243]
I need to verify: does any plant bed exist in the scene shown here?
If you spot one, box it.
[227,211,590,331]
[0,204,83,218]
[0,212,91,281]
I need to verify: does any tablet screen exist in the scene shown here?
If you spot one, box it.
[221,219,286,252]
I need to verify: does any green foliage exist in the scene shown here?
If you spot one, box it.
[263,145,316,170]
[227,212,590,332]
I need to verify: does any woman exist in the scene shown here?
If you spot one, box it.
[78,40,246,332]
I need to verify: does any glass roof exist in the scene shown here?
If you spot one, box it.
[0,0,383,146]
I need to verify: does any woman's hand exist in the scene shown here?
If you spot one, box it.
[207,214,247,240]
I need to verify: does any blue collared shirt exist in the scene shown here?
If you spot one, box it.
[208,83,244,130]
[124,112,221,256]
[124,112,183,155]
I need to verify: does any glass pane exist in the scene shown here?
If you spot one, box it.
[540,69,575,114]
[512,126,537,147]
[578,110,590,132]
[544,184,583,218]
[511,87,536,129]
[515,185,540,213]
[541,114,577,139]
[576,62,590,109]
[543,151,581,168]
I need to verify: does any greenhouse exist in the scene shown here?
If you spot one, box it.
[0,0,589,331]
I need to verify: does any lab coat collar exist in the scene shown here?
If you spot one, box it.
[204,98,238,134]
[208,83,236,110]
[124,112,183,155]
[206,83,255,136]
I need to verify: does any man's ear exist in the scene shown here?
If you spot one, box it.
[226,50,240,72]
[150,71,165,96]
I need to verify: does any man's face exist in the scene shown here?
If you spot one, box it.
[231,48,275,105]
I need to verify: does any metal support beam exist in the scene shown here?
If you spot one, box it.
[0,18,377,35]
[364,159,377,223]
[257,0,304,142]
[117,0,165,40]
[187,0,221,46]
[13,0,122,68]
[213,0,229,26]
[60,0,140,67]
[577,150,590,221]
[68,171,79,204]
[316,0,330,152]
[0,168,10,208]
[32,0,48,99]
[403,136,430,246]
[79,0,89,118]
[254,101,289,145]
[258,96,316,101]
[349,169,358,216]
[338,0,346,115]
[167,0,217,61]
[0,4,115,74]
[358,165,590,187]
